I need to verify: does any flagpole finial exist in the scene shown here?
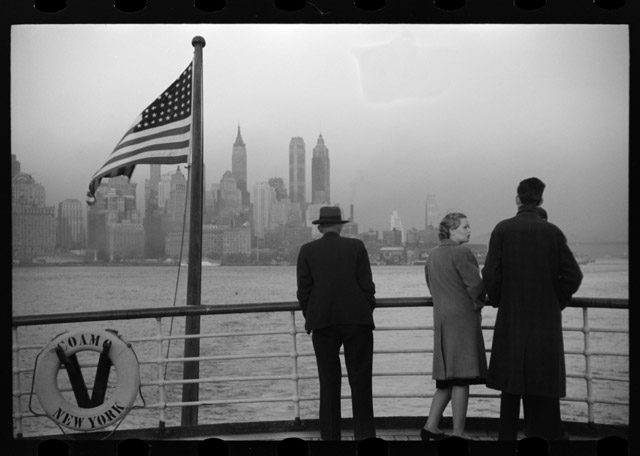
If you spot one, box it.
[192,36,206,48]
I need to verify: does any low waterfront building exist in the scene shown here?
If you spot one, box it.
[380,246,406,264]
[383,228,403,247]
[12,205,56,262]
[108,221,144,261]
[12,172,56,262]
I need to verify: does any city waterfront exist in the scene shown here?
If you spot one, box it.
[12,258,628,438]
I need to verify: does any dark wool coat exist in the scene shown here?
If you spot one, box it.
[296,232,376,331]
[425,240,487,381]
[482,205,583,398]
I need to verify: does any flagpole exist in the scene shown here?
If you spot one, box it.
[181,35,205,426]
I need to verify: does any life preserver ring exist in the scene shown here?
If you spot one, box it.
[34,329,140,431]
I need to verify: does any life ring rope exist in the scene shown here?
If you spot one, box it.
[31,329,144,435]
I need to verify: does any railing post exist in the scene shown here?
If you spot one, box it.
[156,317,167,432]
[12,327,23,439]
[289,311,302,426]
[582,307,595,425]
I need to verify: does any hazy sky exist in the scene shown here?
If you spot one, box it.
[11,24,629,243]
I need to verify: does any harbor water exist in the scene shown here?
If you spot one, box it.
[12,257,628,437]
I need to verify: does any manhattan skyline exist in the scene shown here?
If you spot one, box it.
[11,24,629,242]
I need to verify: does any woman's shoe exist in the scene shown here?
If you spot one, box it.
[420,428,446,441]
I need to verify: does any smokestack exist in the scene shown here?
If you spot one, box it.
[350,204,354,222]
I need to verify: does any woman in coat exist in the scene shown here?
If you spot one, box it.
[421,212,487,440]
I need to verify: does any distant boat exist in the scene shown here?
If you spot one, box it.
[574,254,595,265]
[181,260,221,267]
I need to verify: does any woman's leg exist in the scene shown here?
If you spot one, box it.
[451,385,470,437]
[424,387,452,432]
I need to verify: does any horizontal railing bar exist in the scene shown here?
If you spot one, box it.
[164,397,299,407]
[590,352,629,357]
[591,399,629,406]
[588,328,628,333]
[16,367,613,395]
[122,329,293,345]
[11,297,628,327]
[153,374,294,385]
[560,326,628,333]
[592,376,629,382]
[19,390,630,416]
[15,342,626,360]
[163,352,293,363]
[374,326,433,331]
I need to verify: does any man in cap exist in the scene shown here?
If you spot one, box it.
[296,206,376,441]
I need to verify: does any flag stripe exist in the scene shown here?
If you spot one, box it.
[101,154,189,178]
[95,117,192,173]
[92,151,190,187]
[115,123,191,152]
[98,140,191,173]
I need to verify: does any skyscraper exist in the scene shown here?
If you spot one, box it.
[253,182,276,239]
[268,177,288,201]
[232,126,249,208]
[145,164,162,215]
[390,210,405,244]
[57,199,86,250]
[11,154,20,177]
[165,167,188,232]
[219,170,242,218]
[289,137,306,205]
[425,195,440,229]
[311,133,330,204]
[144,165,164,258]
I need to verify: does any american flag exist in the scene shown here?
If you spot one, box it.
[87,62,193,204]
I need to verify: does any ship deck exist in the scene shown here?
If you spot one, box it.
[13,417,630,456]
[17,416,629,441]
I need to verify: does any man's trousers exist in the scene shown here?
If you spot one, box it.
[311,324,375,441]
[498,392,566,440]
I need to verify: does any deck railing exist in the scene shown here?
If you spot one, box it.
[12,297,628,438]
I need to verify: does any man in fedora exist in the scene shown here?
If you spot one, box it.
[296,206,377,441]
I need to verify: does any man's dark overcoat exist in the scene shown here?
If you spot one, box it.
[296,232,376,331]
[482,205,583,398]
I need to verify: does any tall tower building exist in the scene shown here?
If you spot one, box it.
[12,154,20,177]
[253,182,276,239]
[57,199,86,250]
[311,133,330,204]
[268,177,288,201]
[166,167,188,231]
[219,170,242,218]
[425,194,440,229]
[144,164,164,258]
[289,137,306,205]
[157,173,172,209]
[232,126,249,207]
[150,164,161,187]
[145,164,162,215]
[390,210,405,243]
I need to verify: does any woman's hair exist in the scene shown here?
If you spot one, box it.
[438,212,467,240]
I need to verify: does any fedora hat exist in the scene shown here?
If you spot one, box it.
[312,206,349,225]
